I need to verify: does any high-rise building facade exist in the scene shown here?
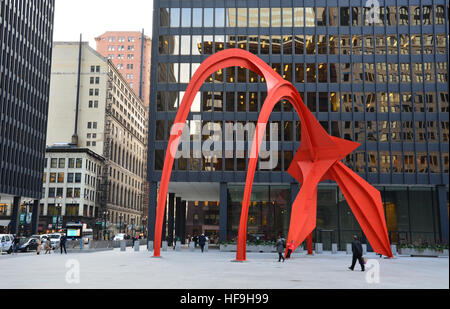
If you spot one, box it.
[0,0,55,234]
[95,31,152,107]
[149,0,449,249]
[48,42,148,237]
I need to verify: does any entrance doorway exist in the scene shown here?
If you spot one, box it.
[318,230,336,251]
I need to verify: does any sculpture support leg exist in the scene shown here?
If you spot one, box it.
[329,162,393,258]
[307,233,313,255]
[285,160,335,253]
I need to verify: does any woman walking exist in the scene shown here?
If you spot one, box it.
[44,237,52,254]
[36,238,42,255]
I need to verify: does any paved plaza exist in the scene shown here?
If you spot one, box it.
[0,248,448,289]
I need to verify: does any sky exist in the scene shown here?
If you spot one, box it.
[53,0,154,48]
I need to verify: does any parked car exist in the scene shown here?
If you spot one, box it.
[0,234,14,254]
[18,237,40,252]
[30,234,48,241]
[113,234,126,241]
[48,233,62,249]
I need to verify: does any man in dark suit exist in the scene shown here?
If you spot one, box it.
[60,233,67,255]
[349,235,365,271]
[198,234,207,253]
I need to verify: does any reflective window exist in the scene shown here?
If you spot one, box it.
[204,8,214,28]
[180,8,192,27]
[305,7,315,27]
[283,7,293,27]
[386,6,397,26]
[436,34,447,54]
[180,36,191,55]
[237,8,247,27]
[340,7,350,26]
[399,6,409,25]
[294,8,304,27]
[249,8,258,27]
[411,6,421,25]
[317,7,327,26]
[329,7,338,26]
[399,35,409,54]
[387,35,398,55]
[272,8,281,27]
[436,5,446,24]
[364,35,374,54]
[170,8,180,27]
[411,35,422,54]
[227,8,236,27]
[437,62,448,83]
[260,8,270,27]
[215,8,225,27]
[422,5,433,25]
[160,8,169,27]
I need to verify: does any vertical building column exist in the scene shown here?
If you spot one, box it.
[31,200,40,235]
[437,185,449,244]
[219,182,228,243]
[180,200,187,244]
[147,182,157,242]
[9,197,21,235]
[175,197,182,242]
[167,193,175,246]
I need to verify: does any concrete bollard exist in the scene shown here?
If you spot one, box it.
[162,241,168,251]
[332,243,338,254]
[175,241,181,251]
[189,242,195,252]
[120,240,126,252]
[147,241,154,252]
[134,241,140,252]
[362,244,367,255]
[391,244,397,256]
[346,243,352,255]
[315,243,323,254]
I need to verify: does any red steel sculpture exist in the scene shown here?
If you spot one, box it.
[153,49,393,260]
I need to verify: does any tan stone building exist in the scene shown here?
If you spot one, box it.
[48,42,148,237]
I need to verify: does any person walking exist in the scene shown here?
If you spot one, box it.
[44,237,52,254]
[349,235,365,271]
[276,235,286,262]
[36,238,42,255]
[198,234,207,253]
[173,235,179,250]
[286,240,295,259]
[193,235,198,248]
[12,235,20,255]
[60,234,67,255]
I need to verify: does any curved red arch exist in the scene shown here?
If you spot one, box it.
[153,49,393,259]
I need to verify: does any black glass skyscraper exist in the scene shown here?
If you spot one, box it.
[0,0,55,234]
[149,0,449,249]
